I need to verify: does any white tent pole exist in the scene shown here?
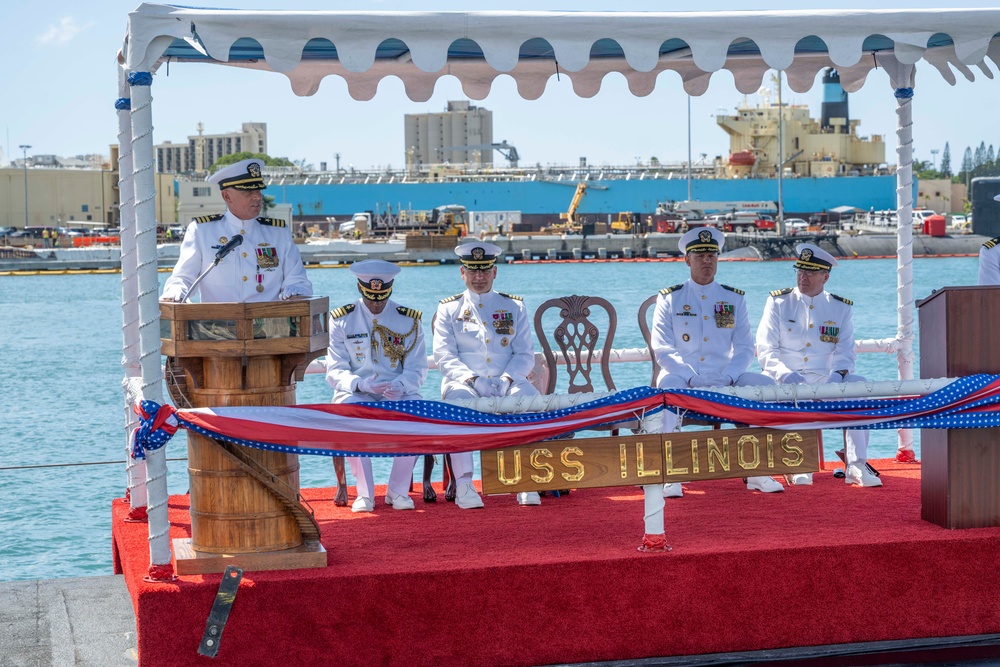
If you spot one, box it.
[892,66,917,461]
[117,68,146,517]
[128,70,173,579]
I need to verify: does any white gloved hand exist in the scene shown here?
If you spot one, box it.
[783,371,807,384]
[828,370,848,383]
[382,381,405,400]
[473,376,494,397]
[490,376,513,397]
[357,376,391,396]
[687,374,715,388]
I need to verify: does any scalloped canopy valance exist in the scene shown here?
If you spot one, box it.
[121,4,1000,100]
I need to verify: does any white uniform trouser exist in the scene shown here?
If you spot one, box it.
[782,372,869,466]
[656,372,776,433]
[443,379,539,482]
[338,392,420,500]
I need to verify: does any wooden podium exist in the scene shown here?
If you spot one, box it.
[918,286,1000,528]
[160,297,329,573]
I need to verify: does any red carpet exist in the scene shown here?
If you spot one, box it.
[111,459,1000,666]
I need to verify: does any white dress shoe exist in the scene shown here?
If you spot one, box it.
[455,482,485,509]
[517,491,541,506]
[351,496,374,513]
[662,483,684,498]
[385,489,415,510]
[845,464,883,487]
[786,473,813,486]
[746,476,784,493]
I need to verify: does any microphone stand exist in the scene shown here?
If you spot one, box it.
[181,234,243,303]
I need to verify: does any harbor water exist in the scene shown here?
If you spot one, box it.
[0,256,979,582]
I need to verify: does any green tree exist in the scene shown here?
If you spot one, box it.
[209,152,295,173]
[914,159,939,181]
[939,142,951,178]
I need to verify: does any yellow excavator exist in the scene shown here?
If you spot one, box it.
[544,182,587,233]
[611,212,637,233]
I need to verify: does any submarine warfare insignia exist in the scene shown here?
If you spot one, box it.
[714,302,735,328]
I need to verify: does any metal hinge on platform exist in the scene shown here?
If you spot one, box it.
[198,565,243,658]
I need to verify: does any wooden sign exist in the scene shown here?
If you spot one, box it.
[661,426,820,482]
[480,435,664,495]
[480,427,820,495]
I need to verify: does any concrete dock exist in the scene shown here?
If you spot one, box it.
[1,576,137,666]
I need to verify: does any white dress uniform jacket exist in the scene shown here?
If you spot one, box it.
[651,279,754,385]
[756,287,855,382]
[326,298,427,403]
[162,210,312,302]
[978,237,1000,285]
[433,289,534,396]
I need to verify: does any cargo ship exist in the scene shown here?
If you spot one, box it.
[254,69,904,232]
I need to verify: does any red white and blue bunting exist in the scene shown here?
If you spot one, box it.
[131,375,1000,460]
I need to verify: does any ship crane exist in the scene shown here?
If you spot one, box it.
[437,141,520,167]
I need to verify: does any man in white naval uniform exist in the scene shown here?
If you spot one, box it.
[756,243,882,487]
[326,259,428,512]
[433,242,541,509]
[161,158,312,303]
[977,194,1000,285]
[651,227,781,497]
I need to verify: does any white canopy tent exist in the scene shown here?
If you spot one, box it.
[117,4,1000,576]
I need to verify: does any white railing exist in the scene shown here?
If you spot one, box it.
[303,338,901,375]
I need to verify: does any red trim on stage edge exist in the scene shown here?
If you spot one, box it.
[112,461,1000,667]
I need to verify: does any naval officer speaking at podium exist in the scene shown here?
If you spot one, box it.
[160,158,312,303]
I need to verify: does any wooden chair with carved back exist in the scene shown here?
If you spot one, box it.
[533,294,620,496]
[533,294,618,397]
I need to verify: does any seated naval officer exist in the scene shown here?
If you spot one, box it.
[977,194,1000,285]
[651,226,781,497]
[756,243,881,487]
[160,158,312,304]
[433,242,541,509]
[326,259,428,512]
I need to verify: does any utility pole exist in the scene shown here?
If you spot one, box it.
[19,144,31,228]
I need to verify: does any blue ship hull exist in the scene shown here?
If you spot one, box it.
[276,175,908,217]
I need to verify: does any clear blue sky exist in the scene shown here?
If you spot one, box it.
[4,1,999,171]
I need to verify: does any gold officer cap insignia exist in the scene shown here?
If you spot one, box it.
[698,229,713,244]
[248,162,262,178]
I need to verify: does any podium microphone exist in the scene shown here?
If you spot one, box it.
[181,234,245,303]
[214,234,243,263]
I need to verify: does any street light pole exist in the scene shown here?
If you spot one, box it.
[19,144,31,228]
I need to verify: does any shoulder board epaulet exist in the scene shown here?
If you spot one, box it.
[770,287,794,297]
[330,303,356,319]
[194,213,223,223]
[831,294,853,305]
[439,293,462,304]
[498,292,523,301]
[256,217,286,227]
[396,306,422,320]
[983,237,1000,249]
[721,284,745,296]
[659,284,684,296]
